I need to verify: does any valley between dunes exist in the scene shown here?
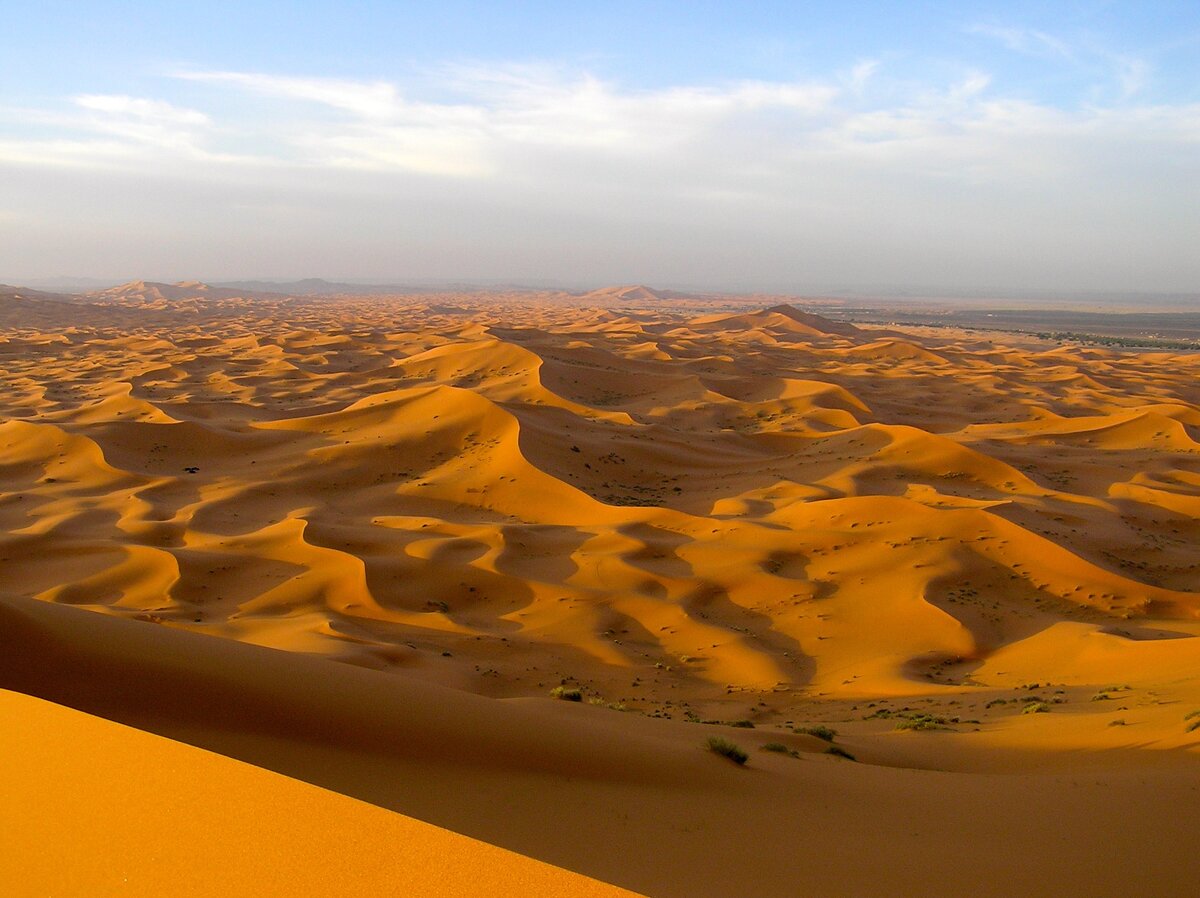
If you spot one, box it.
[2,281,1199,896]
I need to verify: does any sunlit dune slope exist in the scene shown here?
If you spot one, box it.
[0,684,642,898]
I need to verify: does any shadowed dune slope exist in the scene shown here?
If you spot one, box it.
[0,684,642,898]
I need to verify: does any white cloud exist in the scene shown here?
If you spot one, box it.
[74,94,210,125]
[847,60,880,92]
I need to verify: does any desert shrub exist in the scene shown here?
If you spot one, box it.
[1022,701,1049,714]
[706,736,748,765]
[586,697,629,711]
[728,719,756,728]
[795,725,837,742]
[894,714,948,731]
[826,746,857,761]
[761,742,793,754]
[1186,710,1200,732]
[550,686,583,702]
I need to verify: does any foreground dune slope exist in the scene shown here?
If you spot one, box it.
[0,686,642,898]
[4,593,1200,898]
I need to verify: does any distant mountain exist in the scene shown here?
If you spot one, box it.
[17,276,123,292]
[576,284,696,303]
[0,284,79,304]
[87,280,260,303]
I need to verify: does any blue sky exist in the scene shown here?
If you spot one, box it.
[2,1,1198,293]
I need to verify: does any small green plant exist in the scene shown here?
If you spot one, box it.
[1022,701,1049,714]
[550,686,583,702]
[794,725,837,742]
[826,746,856,761]
[706,736,748,765]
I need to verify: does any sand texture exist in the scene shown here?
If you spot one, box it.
[1,282,1199,896]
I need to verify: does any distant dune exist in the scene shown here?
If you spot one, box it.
[1,286,1198,896]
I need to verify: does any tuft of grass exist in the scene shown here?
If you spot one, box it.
[587,697,629,712]
[1022,701,1049,714]
[761,742,799,758]
[550,686,583,702]
[826,746,857,761]
[728,719,756,728]
[706,736,748,765]
[794,725,837,742]
[1108,719,1127,727]
[1185,710,1200,732]
[894,714,948,731]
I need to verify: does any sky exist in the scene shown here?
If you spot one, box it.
[1,1,1198,295]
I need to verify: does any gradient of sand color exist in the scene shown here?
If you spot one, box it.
[0,688,642,898]
[1,281,1199,896]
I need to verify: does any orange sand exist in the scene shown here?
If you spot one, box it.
[1,281,1198,896]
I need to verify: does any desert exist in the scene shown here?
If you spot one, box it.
[0,279,1198,896]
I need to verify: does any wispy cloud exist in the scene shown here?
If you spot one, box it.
[0,61,1193,185]
[73,94,211,150]
[177,71,405,120]
[967,23,1075,60]
[152,67,838,175]
[846,60,881,93]
[967,21,1153,100]
[1,58,1197,290]
[1112,55,1149,98]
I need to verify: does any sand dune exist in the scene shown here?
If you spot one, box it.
[1,284,1199,895]
[0,685,641,898]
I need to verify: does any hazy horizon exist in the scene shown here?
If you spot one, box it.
[9,274,1200,305]
[3,1,1198,297]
